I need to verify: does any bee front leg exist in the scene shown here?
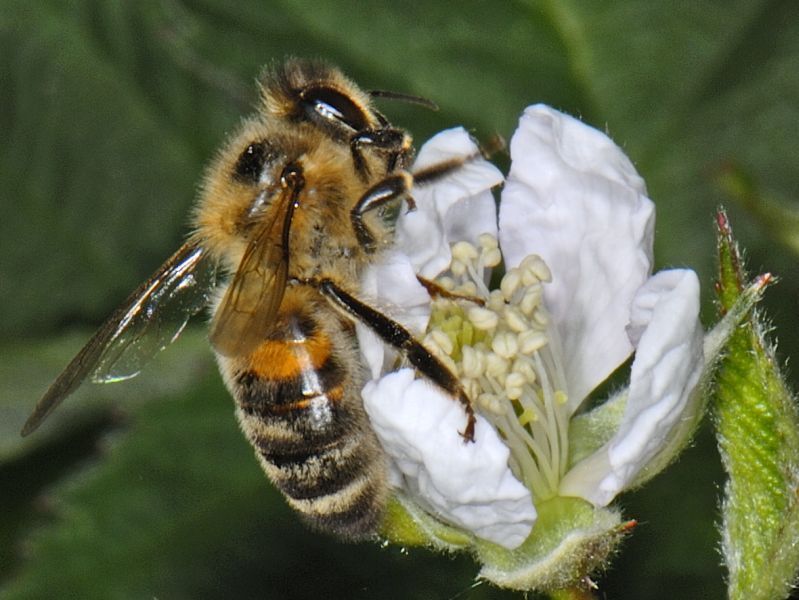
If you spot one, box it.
[350,172,415,253]
[312,277,476,443]
[349,128,411,181]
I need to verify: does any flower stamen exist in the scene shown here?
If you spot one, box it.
[423,235,571,500]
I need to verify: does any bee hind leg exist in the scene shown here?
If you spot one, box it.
[313,278,476,443]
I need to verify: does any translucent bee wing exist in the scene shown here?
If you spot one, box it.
[209,191,294,358]
[21,243,216,436]
[90,244,217,382]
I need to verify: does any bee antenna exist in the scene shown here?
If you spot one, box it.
[369,90,439,111]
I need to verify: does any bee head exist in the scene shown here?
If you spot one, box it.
[259,58,379,141]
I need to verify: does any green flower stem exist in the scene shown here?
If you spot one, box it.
[713,208,799,600]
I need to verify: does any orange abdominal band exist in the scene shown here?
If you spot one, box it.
[248,335,333,380]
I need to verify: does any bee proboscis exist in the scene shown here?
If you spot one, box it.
[22,58,476,539]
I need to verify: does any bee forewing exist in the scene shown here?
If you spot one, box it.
[208,249,287,358]
[21,243,216,436]
[209,192,293,358]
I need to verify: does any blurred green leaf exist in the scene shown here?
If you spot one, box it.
[2,373,518,599]
[2,1,798,598]
[716,163,799,257]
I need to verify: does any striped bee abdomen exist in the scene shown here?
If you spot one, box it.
[223,300,389,539]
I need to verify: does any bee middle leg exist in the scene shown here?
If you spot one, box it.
[416,275,486,306]
[311,277,476,443]
[411,133,506,187]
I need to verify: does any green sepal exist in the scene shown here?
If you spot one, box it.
[476,497,626,592]
[566,390,627,467]
[378,493,473,551]
[380,495,630,593]
[713,208,799,600]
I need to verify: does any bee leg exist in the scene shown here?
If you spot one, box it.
[412,134,505,187]
[416,275,486,306]
[350,128,411,181]
[314,278,476,443]
[350,172,415,252]
[349,135,371,181]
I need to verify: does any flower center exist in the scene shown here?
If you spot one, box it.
[423,234,570,500]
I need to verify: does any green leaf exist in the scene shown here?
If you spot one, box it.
[713,209,799,600]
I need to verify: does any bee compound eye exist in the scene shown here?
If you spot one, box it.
[233,140,276,184]
[301,86,370,133]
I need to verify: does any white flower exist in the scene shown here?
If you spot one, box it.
[358,106,704,551]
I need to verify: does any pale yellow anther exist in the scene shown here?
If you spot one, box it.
[512,357,537,383]
[487,289,506,312]
[485,353,509,378]
[492,332,519,359]
[478,393,506,416]
[519,330,548,354]
[461,346,483,378]
[457,281,478,296]
[527,255,552,283]
[468,306,499,330]
[519,255,551,282]
[482,248,502,268]
[505,372,526,400]
[451,259,467,277]
[500,268,521,301]
[478,233,499,250]
[520,287,542,316]
[425,242,575,501]
[464,378,480,401]
[503,306,529,333]
[521,267,540,287]
[451,241,479,261]
[430,329,454,355]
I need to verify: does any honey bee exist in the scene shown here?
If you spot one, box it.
[21,58,476,539]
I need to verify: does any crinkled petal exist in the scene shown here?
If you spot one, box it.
[357,251,432,379]
[559,269,703,505]
[499,105,655,410]
[396,127,503,278]
[363,369,536,549]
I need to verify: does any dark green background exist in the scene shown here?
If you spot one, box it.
[2,2,798,598]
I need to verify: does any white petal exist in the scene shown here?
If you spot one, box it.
[363,369,536,548]
[357,251,432,378]
[499,105,655,409]
[559,269,703,505]
[396,127,503,278]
